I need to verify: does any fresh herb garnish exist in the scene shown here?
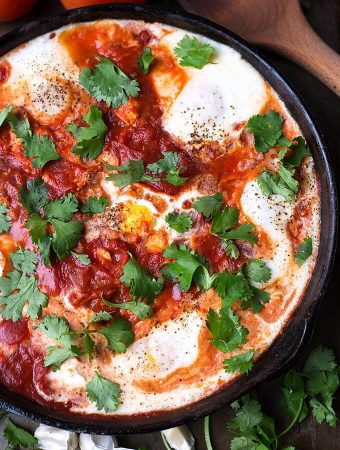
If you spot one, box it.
[147,151,187,187]
[7,112,60,168]
[165,212,193,233]
[193,192,223,218]
[120,257,164,304]
[295,237,312,265]
[79,57,140,108]
[174,35,215,69]
[106,159,155,188]
[0,248,47,322]
[223,349,255,375]
[207,308,248,353]
[71,252,91,265]
[86,371,121,413]
[20,179,83,263]
[0,105,13,127]
[257,164,299,203]
[67,106,108,160]
[103,297,153,320]
[244,259,272,283]
[138,47,155,74]
[4,418,38,449]
[245,110,291,153]
[80,195,108,214]
[0,202,11,233]
[281,136,311,168]
[162,244,211,291]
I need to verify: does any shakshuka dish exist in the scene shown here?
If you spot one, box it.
[0,20,319,416]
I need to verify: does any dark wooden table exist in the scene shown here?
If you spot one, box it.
[0,1,339,449]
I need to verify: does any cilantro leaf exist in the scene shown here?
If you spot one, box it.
[81,195,108,214]
[0,249,47,321]
[86,371,121,413]
[257,165,298,203]
[138,47,155,74]
[221,223,257,245]
[147,151,187,186]
[0,105,13,127]
[244,286,270,313]
[19,178,49,214]
[282,371,308,423]
[163,244,211,291]
[103,297,153,320]
[295,237,312,265]
[38,314,72,347]
[44,345,81,371]
[106,159,154,188]
[0,202,11,233]
[165,212,193,233]
[4,418,38,449]
[212,271,253,309]
[67,106,108,160]
[221,239,240,259]
[8,114,60,168]
[211,206,239,234]
[45,193,79,222]
[71,252,91,265]
[50,218,83,260]
[207,308,248,353]
[302,346,337,374]
[224,349,254,374]
[193,192,223,218]
[244,259,271,283]
[230,436,259,450]
[79,57,140,108]
[26,213,48,244]
[230,393,263,433]
[98,318,134,353]
[309,397,337,427]
[89,311,112,324]
[174,35,215,69]
[282,136,311,168]
[120,257,163,304]
[245,110,291,153]
[84,334,95,357]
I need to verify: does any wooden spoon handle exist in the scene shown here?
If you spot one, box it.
[252,1,340,96]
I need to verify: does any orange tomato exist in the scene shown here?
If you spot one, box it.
[61,0,146,9]
[0,0,38,21]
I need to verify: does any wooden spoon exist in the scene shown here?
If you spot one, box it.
[178,0,340,96]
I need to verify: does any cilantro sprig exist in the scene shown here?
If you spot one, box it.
[79,57,140,108]
[0,201,11,233]
[20,178,83,263]
[103,297,153,320]
[207,308,248,353]
[86,371,121,413]
[4,418,39,449]
[147,151,188,187]
[0,106,60,168]
[257,164,299,203]
[67,106,108,160]
[165,212,193,233]
[174,35,215,69]
[295,237,312,265]
[223,349,255,375]
[81,195,108,214]
[138,47,155,74]
[120,257,164,304]
[0,248,47,321]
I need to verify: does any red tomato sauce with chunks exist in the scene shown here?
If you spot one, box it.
[0,20,319,416]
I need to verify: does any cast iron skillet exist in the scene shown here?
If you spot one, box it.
[0,4,337,435]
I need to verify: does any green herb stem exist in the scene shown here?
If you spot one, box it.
[204,415,214,450]
[276,398,303,440]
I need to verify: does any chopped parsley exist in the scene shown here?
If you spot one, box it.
[0,248,47,321]
[147,151,187,186]
[245,109,291,153]
[20,179,83,263]
[86,371,121,413]
[193,192,223,218]
[67,106,108,160]
[0,202,11,233]
[162,244,211,291]
[165,212,193,233]
[174,35,215,69]
[120,257,163,304]
[79,57,140,108]
[103,297,153,320]
[295,237,313,265]
[138,47,155,74]
[223,349,255,374]
[4,418,38,449]
[7,111,60,168]
[207,308,248,353]
[80,195,108,214]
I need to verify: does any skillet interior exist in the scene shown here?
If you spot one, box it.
[0,4,337,434]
